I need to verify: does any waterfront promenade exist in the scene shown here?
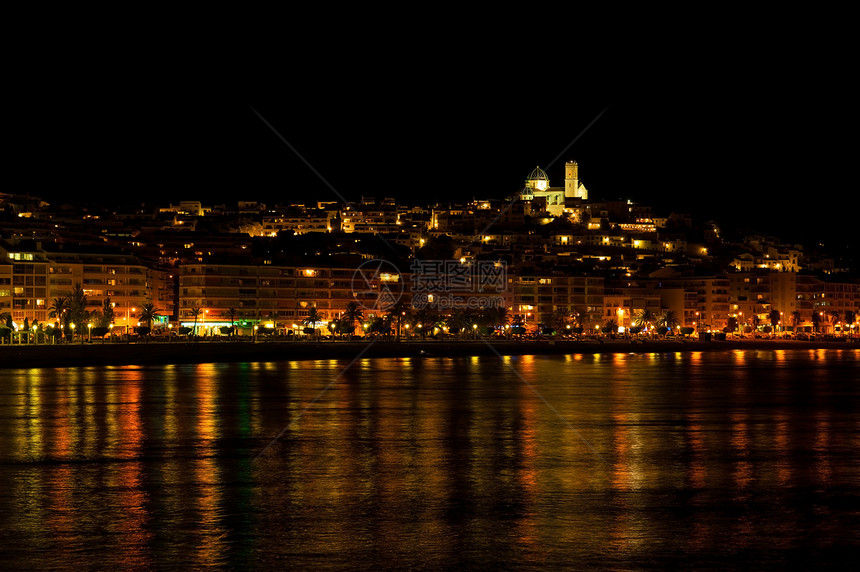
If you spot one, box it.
[1,337,857,368]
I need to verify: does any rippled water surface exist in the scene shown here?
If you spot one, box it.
[1,349,858,569]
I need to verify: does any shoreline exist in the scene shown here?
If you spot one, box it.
[1,338,858,369]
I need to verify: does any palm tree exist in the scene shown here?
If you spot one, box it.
[602,318,619,335]
[811,311,821,333]
[790,310,803,333]
[302,307,322,338]
[343,301,364,337]
[385,301,410,341]
[751,314,761,332]
[68,283,89,331]
[494,306,511,328]
[138,302,161,333]
[829,310,841,334]
[48,296,71,340]
[550,306,571,334]
[726,315,739,334]
[382,312,395,338]
[413,308,437,340]
[190,305,203,336]
[657,309,681,334]
[447,309,470,337]
[486,306,511,337]
[510,313,526,335]
[769,309,782,331]
[633,308,656,335]
[226,307,237,337]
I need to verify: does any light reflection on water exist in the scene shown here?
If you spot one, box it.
[0,349,858,569]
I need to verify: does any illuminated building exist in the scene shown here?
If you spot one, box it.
[795,275,860,333]
[521,162,588,217]
[261,209,336,236]
[0,239,49,324]
[648,275,731,332]
[603,285,688,331]
[509,273,603,330]
[45,248,175,331]
[179,262,394,334]
[728,272,797,331]
[0,239,173,329]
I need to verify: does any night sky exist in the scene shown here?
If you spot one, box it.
[10,47,857,253]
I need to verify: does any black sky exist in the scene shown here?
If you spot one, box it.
[10,45,857,252]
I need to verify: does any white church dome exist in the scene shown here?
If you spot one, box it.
[526,166,549,182]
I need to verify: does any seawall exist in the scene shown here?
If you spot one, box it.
[1,338,857,369]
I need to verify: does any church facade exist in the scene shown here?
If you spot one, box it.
[521,161,588,216]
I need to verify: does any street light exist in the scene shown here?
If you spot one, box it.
[88,322,92,342]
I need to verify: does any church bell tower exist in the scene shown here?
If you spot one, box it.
[564,160,586,200]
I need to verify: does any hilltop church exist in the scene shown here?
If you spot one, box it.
[521,161,588,216]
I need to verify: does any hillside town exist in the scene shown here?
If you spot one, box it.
[1,162,858,341]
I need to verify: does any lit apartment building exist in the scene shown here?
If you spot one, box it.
[731,250,802,273]
[129,231,255,265]
[603,288,661,331]
[507,273,604,330]
[686,277,731,331]
[45,248,173,332]
[0,262,10,315]
[759,247,802,272]
[261,210,335,236]
[651,275,731,332]
[179,262,390,333]
[340,206,402,234]
[0,239,50,324]
[158,201,205,216]
[728,272,798,330]
[795,275,860,332]
[618,221,657,233]
[603,281,693,331]
[725,272,859,333]
[148,266,177,322]
[659,238,688,254]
